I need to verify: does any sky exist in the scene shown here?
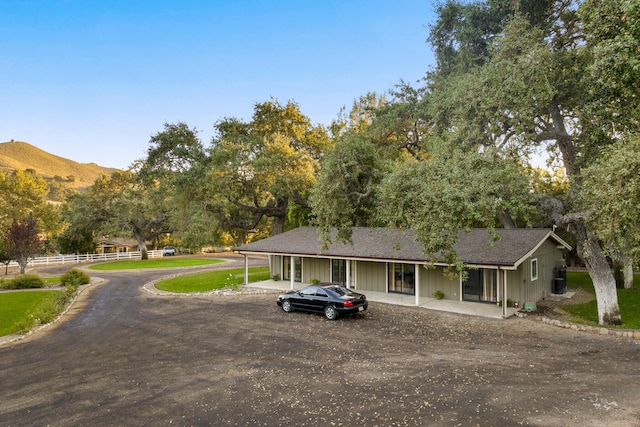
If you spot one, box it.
[1,0,436,169]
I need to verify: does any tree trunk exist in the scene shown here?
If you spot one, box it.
[271,214,286,236]
[623,258,634,289]
[133,233,148,260]
[570,221,622,325]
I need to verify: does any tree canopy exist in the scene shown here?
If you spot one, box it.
[47,0,640,326]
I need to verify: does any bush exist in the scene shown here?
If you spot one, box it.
[60,269,90,288]
[9,274,45,289]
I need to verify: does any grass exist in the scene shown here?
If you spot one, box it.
[89,258,224,271]
[0,291,62,336]
[564,271,640,329]
[155,267,271,293]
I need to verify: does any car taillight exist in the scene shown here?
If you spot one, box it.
[343,300,354,307]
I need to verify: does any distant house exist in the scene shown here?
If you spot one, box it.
[96,237,140,254]
[234,227,571,308]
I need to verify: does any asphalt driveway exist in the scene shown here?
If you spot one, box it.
[1,255,639,426]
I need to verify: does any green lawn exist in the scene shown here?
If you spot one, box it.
[89,258,224,271]
[564,271,640,329]
[155,267,271,293]
[0,291,62,336]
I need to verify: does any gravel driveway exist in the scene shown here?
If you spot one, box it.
[1,255,639,426]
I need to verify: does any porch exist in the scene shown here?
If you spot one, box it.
[248,280,517,319]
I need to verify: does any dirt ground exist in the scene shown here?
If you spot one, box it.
[1,260,639,426]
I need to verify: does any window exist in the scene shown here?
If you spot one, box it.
[300,286,317,296]
[389,263,415,295]
[531,259,538,281]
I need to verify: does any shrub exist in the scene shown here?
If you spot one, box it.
[60,269,90,288]
[9,274,45,289]
[433,290,445,300]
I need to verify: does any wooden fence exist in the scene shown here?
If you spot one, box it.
[6,250,164,269]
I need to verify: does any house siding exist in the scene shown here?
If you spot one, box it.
[522,239,565,303]
[354,261,387,292]
[303,258,331,283]
[419,266,460,301]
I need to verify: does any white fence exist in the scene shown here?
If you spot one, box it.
[6,250,164,269]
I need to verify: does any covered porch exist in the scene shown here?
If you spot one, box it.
[247,279,517,319]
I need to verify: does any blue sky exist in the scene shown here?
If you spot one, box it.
[1,1,436,169]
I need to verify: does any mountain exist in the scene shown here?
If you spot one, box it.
[0,140,120,192]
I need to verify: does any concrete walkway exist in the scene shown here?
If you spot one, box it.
[249,280,518,319]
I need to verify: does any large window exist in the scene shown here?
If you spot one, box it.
[463,268,498,303]
[332,259,347,286]
[389,263,415,295]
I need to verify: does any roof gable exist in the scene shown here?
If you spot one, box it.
[234,227,570,267]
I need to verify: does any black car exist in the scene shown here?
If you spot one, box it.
[276,283,368,320]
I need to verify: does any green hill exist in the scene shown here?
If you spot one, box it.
[0,140,120,193]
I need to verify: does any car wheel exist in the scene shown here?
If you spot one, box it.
[324,305,338,320]
[281,300,292,313]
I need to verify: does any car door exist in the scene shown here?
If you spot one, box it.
[312,288,330,313]
[294,286,318,312]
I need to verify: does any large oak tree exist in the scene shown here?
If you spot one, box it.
[206,100,331,242]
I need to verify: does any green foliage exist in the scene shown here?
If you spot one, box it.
[564,271,640,329]
[60,269,90,287]
[432,290,445,300]
[207,99,332,237]
[0,169,62,240]
[155,267,270,293]
[310,133,388,245]
[378,149,536,267]
[580,135,640,263]
[57,192,100,254]
[89,258,223,271]
[139,122,205,177]
[5,273,45,289]
[0,291,61,336]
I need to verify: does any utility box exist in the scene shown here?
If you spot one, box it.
[553,277,566,294]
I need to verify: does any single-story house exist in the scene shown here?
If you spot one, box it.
[96,237,140,254]
[234,227,571,315]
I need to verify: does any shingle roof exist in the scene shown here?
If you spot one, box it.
[234,227,570,268]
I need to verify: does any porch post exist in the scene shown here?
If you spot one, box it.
[415,263,420,306]
[244,255,249,285]
[290,256,295,290]
[501,268,507,318]
[346,260,352,289]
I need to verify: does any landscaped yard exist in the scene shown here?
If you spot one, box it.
[0,291,62,336]
[565,271,640,329]
[154,267,271,293]
[89,258,224,270]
